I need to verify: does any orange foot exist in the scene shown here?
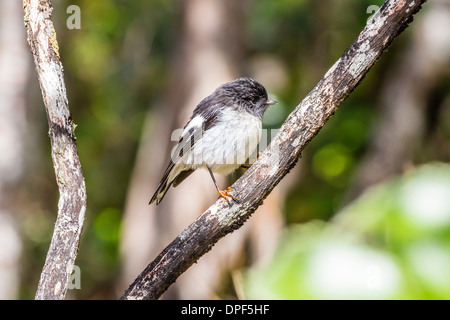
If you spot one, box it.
[217,187,238,205]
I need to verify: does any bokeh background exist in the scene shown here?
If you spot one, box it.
[0,0,449,299]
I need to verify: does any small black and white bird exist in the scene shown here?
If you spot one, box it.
[149,77,277,205]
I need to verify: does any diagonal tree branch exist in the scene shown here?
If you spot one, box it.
[24,0,87,300]
[121,0,426,300]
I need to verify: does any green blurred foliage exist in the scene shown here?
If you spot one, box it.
[21,0,449,299]
[245,163,450,299]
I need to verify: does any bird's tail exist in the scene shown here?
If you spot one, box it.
[149,162,176,205]
[150,162,195,205]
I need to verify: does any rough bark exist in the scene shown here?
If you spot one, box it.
[121,0,427,300]
[24,0,87,300]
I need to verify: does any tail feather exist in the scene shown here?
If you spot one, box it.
[149,162,175,205]
[172,169,194,188]
[150,162,192,205]
[149,176,174,205]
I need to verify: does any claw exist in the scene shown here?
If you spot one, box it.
[217,187,238,205]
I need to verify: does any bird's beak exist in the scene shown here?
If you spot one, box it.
[264,100,278,105]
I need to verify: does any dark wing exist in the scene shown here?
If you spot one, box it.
[190,94,224,131]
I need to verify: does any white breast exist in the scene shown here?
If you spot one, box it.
[183,109,262,175]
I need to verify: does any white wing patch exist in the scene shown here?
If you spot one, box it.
[183,115,204,133]
[170,115,204,164]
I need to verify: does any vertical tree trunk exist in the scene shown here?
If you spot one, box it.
[24,0,87,300]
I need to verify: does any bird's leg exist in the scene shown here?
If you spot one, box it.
[240,152,263,171]
[207,167,238,205]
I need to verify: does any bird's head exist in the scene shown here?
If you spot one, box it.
[220,77,277,118]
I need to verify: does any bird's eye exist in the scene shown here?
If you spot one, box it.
[247,96,259,105]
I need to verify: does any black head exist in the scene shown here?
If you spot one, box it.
[217,77,277,118]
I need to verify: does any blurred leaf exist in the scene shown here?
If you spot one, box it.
[93,207,122,243]
[313,144,352,181]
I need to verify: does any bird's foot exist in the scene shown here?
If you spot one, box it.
[217,187,238,205]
